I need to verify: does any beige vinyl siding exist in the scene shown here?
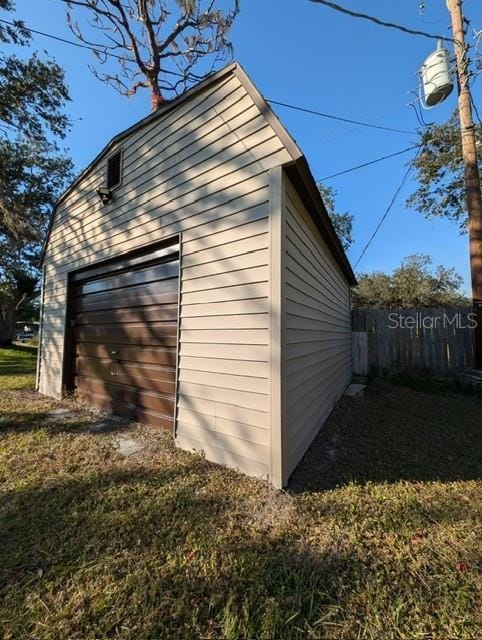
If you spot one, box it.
[40,69,292,481]
[176,211,271,478]
[283,175,352,479]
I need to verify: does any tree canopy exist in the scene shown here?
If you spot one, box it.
[353,254,470,309]
[0,1,73,343]
[407,111,482,232]
[60,0,240,109]
[317,182,354,252]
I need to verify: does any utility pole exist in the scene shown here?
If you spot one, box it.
[447,0,482,368]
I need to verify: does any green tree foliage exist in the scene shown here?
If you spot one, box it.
[0,0,29,43]
[317,182,354,252]
[0,2,73,344]
[0,54,70,140]
[407,111,482,232]
[353,254,470,309]
[60,0,240,109]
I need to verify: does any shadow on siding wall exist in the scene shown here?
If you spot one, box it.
[44,78,280,473]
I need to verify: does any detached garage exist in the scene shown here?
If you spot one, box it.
[38,62,356,488]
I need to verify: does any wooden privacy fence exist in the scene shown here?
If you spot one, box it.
[352,307,476,375]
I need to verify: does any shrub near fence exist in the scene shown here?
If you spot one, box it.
[352,307,476,375]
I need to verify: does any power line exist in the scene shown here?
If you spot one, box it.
[267,99,414,135]
[0,18,126,59]
[319,144,421,181]
[353,148,421,270]
[471,94,482,125]
[308,0,453,43]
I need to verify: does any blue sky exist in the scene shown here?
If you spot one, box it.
[11,0,482,292]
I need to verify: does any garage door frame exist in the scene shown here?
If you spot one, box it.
[62,235,181,432]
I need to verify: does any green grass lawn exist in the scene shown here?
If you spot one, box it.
[0,346,480,639]
[0,344,37,389]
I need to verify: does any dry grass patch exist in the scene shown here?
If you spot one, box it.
[0,346,480,639]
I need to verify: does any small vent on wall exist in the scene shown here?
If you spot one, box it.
[107,150,122,190]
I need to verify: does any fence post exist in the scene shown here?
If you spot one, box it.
[352,331,368,376]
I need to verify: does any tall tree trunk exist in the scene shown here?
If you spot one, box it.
[0,303,17,346]
[150,85,165,111]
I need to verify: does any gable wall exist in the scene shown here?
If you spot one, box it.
[39,71,292,481]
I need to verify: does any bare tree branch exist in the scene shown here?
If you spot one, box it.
[59,0,240,109]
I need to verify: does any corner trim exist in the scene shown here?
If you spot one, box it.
[268,165,287,488]
[233,64,303,163]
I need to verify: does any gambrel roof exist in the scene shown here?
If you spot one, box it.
[41,61,356,285]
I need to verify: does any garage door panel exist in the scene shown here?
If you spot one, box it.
[71,253,179,430]
[75,304,178,326]
[75,334,178,348]
[76,344,177,367]
[79,263,178,295]
[74,325,178,347]
[76,376,175,415]
[76,360,176,394]
[76,357,176,380]
[72,284,178,313]
[75,321,177,338]
[76,391,174,429]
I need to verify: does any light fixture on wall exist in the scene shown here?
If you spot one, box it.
[97,186,113,205]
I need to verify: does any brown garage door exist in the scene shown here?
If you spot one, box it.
[69,250,179,429]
